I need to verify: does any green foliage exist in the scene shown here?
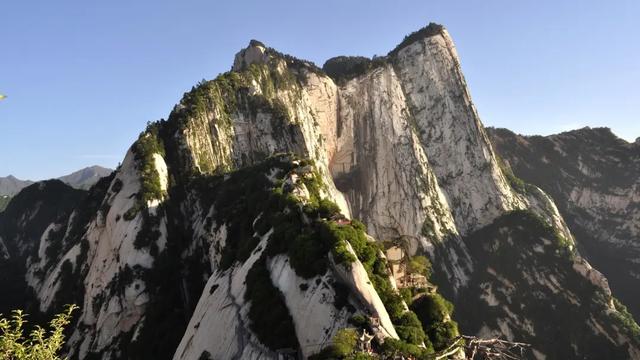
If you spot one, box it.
[318,199,341,219]
[317,221,358,265]
[0,196,10,212]
[514,210,574,256]
[426,321,459,351]
[132,122,166,204]
[193,155,297,271]
[420,218,434,238]
[379,338,432,359]
[201,154,360,278]
[411,293,454,325]
[322,56,387,84]
[287,232,330,278]
[455,209,627,358]
[309,329,359,359]
[399,288,413,306]
[395,312,427,345]
[388,23,445,57]
[612,297,640,341]
[133,208,162,254]
[111,179,123,194]
[496,156,527,194]
[348,314,369,329]
[244,255,298,350]
[44,225,66,269]
[330,328,358,357]
[0,180,85,260]
[407,255,432,279]
[339,220,433,350]
[410,294,458,351]
[0,305,77,359]
[262,46,324,79]
[122,204,141,221]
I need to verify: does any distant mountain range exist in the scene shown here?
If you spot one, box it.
[0,165,112,197]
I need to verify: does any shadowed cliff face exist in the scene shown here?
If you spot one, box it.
[488,127,640,319]
[0,24,639,360]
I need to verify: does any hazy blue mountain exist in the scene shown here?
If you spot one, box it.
[0,175,33,197]
[57,165,113,190]
[0,166,113,196]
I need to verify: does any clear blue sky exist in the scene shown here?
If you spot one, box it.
[1,0,638,180]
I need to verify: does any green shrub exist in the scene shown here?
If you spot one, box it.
[331,328,358,357]
[0,196,11,212]
[318,198,341,218]
[123,204,141,221]
[317,221,358,265]
[133,208,162,251]
[287,232,329,278]
[310,328,358,359]
[379,338,432,358]
[244,256,298,350]
[497,156,527,194]
[348,314,369,329]
[408,255,432,279]
[0,305,78,359]
[426,321,459,351]
[411,293,454,324]
[612,297,640,341]
[132,123,166,203]
[388,23,444,57]
[400,288,413,305]
[322,56,387,84]
[410,294,459,351]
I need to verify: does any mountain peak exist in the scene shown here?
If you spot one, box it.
[388,22,446,57]
[58,165,113,190]
[233,40,269,71]
[248,39,266,48]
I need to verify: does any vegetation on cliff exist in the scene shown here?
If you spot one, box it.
[0,305,77,359]
[457,209,631,358]
[322,56,387,85]
[0,196,10,212]
[388,23,444,57]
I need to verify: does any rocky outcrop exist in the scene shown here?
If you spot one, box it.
[391,28,526,236]
[488,126,640,320]
[456,210,639,359]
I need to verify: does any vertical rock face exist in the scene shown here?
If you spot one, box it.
[1,23,639,360]
[391,28,526,236]
[332,63,457,249]
[488,127,640,319]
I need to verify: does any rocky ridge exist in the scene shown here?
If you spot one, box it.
[488,126,640,321]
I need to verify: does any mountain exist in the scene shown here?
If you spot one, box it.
[0,23,638,360]
[0,175,33,197]
[488,127,640,321]
[0,166,113,197]
[57,165,113,190]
